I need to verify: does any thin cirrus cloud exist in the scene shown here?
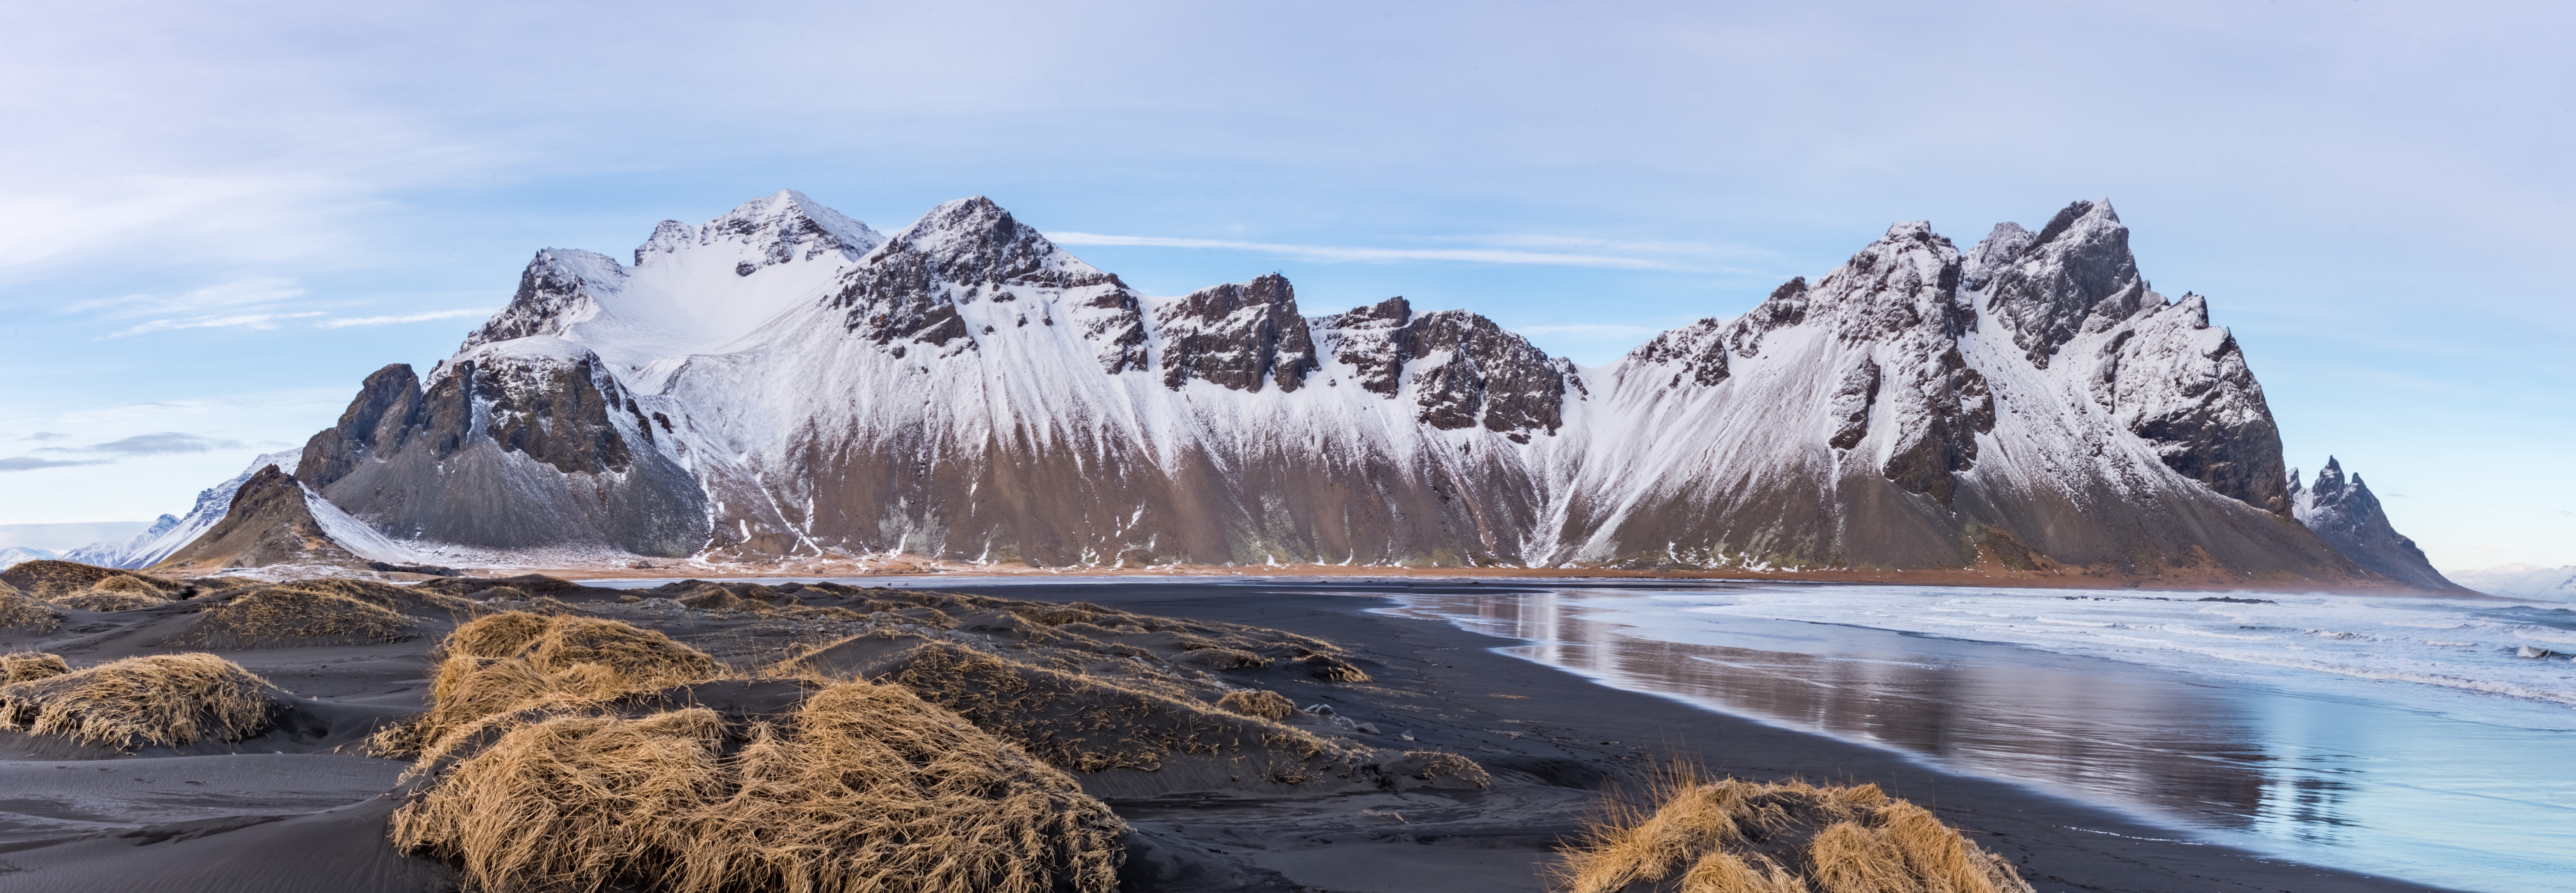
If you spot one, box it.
[102,312,327,339]
[38,432,246,456]
[1044,232,1691,271]
[316,307,494,329]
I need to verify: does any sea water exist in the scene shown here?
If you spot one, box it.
[1384,584,2576,892]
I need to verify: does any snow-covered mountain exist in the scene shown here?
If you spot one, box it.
[278,191,2445,588]
[2287,458,2462,592]
[0,547,55,570]
[2446,564,2576,601]
[60,449,302,569]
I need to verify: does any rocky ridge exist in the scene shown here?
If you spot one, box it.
[256,191,2444,589]
[2289,458,2465,592]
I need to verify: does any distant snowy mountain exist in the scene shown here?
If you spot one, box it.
[2448,564,2576,601]
[2288,459,2464,592]
[0,546,56,570]
[270,190,2447,588]
[61,450,301,568]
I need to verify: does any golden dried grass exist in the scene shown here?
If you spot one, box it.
[1404,750,1494,789]
[49,590,173,611]
[873,641,1336,773]
[1553,767,2030,893]
[0,560,188,601]
[164,585,421,647]
[1216,688,1296,720]
[388,612,724,760]
[1,651,69,684]
[0,584,64,633]
[0,653,274,749]
[391,682,1124,893]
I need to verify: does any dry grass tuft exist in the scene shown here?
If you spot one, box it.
[1216,688,1296,720]
[1404,751,1494,789]
[1301,654,1373,682]
[386,612,724,759]
[0,584,64,633]
[163,585,422,648]
[0,653,275,749]
[1553,765,2030,893]
[1,651,69,684]
[0,560,188,602]
[48,590,173,611]
[392,681,1124,893]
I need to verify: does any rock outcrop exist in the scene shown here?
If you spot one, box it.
[2291,459,2466,592]
[152,466,366,573]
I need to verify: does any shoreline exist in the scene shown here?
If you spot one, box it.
[799,577,2464,892]
[522,559,2484,598]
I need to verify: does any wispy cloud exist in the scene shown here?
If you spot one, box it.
[103,311,326,339]
[1045,232,1688,271]
[64,277,307,318]
[0,457,111,473]
[41,432,246,456]
[317,307,494,329]
[19,432,68,442]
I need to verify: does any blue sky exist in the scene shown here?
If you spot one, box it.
[1,1,2568,571]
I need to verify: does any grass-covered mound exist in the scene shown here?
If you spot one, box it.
[160,584,424,649]
[391,616,1125,893]
[0,581,64,633]
[0,653,278,749]
[383,611,724,760]
[1555,771,2032,893]
[1,651,68,684]
[0,559,189,602]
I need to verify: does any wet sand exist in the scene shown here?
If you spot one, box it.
[837,578,2459,893]
[0,575,2459,892]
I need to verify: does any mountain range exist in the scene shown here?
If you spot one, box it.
[63,191,2466,591]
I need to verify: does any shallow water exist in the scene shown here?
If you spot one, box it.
[1383,584,2576,893]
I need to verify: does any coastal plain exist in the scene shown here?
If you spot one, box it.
[0,568,2451,892]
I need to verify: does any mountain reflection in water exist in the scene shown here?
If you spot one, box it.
[1386,586,2572,892]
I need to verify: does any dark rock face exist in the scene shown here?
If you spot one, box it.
[153,466,359,571]
[1975,200,2150,368]
[832,197,1148,372]
[2293,459,2466,592]
[300,346,708,557]
[299,364,426,492]
[1967,202,2290,516]
[1401,311,1570,436]
[1320,298,1569,437]
[1324,297,1416,396]
[1826,356,1880,451]
[460,249,621,354]
[1157,274,1319,392]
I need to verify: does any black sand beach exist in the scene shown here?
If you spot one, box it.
[0,574,2457,892]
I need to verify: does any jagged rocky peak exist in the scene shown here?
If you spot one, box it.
[299,363,428,491]
[1158,274,1319,392]
[1968,198,2151,367]
[2292,458,2463,592]
[1325,296,1416,396]
[1313,294,1572,437]
[832,196,1146,369]
[462,248,625,351]
[635,189,884,271]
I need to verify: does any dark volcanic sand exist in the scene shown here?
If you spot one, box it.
[0,576,2457,892]
[864,578,2458,893]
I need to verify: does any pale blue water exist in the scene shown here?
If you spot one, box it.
[1383,584,2576,893]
